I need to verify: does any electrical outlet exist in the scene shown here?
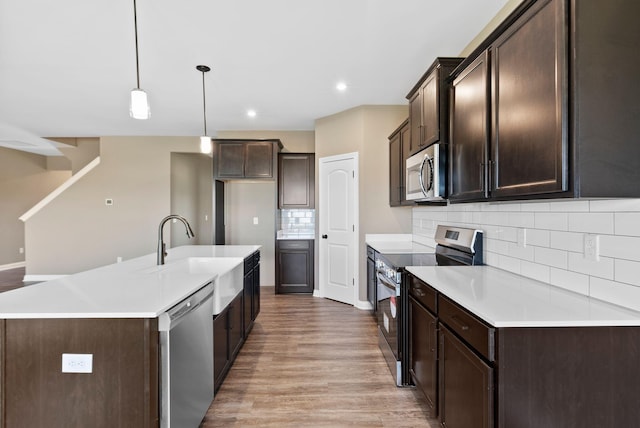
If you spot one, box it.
[517,228,527,248]
[62,353,93,373]
[584,234,600,262]
[253,217,259,225]
[105,198,113,206]
[19,247,24,254]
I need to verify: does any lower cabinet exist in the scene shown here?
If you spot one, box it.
[243,251,261,336]
[213,291,244,392]
[439,324,494,428]
[409,295,438,412]
[275,239,314,294]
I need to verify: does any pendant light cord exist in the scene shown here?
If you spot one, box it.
[133,0,141,88]
[202,70,207,136]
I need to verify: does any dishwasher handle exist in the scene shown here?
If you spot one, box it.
[160,282,214,331]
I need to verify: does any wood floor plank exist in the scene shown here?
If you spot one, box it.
[201,287,437,428]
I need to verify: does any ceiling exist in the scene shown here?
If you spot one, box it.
[0,0,509,154]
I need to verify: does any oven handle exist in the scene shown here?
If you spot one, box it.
[377,271,400,296]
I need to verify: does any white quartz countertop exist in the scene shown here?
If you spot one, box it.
[407,266,640,327]
[0,245,260,319]
[365,234,434,254]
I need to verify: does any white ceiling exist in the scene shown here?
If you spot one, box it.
[0,0,508,150]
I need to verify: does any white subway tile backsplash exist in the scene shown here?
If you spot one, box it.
[567,253,614,280]
[549,268,590,295]
[615,213,640,236]
[534,212,568,231]
[615,259,640,287]
[535,247,568,269]
[413,198,640,311]
[568,212,614,234]
[600,235,640,262]
[590,277,640,312]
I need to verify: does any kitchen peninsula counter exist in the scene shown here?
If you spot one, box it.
[0,245,260,319]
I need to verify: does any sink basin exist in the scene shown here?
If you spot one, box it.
[136,257,245,315]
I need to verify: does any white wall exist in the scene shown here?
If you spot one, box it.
[413,199,640,311]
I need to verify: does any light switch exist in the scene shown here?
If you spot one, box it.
[253,217,259,225]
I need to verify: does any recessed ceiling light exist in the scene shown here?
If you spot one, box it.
[247,109,257,118]
[336,82,348,92]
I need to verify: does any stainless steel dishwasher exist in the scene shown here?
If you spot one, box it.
[159,282,214,428]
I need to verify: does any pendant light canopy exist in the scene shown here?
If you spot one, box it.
[197,65,212,154]
[130,0,150,120]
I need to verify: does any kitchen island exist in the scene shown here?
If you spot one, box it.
[0,245,260,428]
[407,265,640,427]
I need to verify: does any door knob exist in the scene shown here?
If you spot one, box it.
[322,234,328,239]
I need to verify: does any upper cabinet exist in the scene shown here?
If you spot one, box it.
[407,58,464,156]
[389,119,412,207]
[213,139,283,180]
[449,0,640,202]
[278,153,315,209]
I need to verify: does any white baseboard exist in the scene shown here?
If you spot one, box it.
[0,262,26,272]
[355,300,374,311]
[313,289,322,298]
[23,274,67,282]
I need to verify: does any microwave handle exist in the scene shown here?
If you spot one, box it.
[418,154,430,196]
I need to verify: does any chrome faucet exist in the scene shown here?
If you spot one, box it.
[157,215,195,265]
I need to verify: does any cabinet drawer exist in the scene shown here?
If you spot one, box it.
[409,275,437,315]
[244,255,255,273]
[366,246,376,260]
[438,296,494,361]
[278,240,311,250]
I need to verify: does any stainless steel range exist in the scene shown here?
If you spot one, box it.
[376,225,483,386]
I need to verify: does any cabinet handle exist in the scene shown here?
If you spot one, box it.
[429,321,437,353]
[451,315,470,331]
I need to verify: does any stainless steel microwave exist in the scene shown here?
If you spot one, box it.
[405,144,446,202]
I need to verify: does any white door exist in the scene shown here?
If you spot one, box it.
[319,152,358,305]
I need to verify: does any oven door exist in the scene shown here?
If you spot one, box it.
[377,272,400,358]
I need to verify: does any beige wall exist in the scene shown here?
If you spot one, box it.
[0,148,71,267]
[315,105,412,304]
[25,136,202,274]
[170,153,214,246]
[458,0,524,56]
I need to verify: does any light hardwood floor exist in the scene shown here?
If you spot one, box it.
[201,287,438,428]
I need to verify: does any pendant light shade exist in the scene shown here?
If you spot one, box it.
[130,88,150,120]
[197,65,212,154]
[130,0,150,120]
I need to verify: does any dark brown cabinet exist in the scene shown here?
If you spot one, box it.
[449,0,640,202]
[439,324,494,428]
[406,57,463,156]
[213,290,244,392]
[243,250,260,336]
[449,53,490,202]
[409,295,438,411]
[275,239,314,294]
[388,119,411,207]
[278,153,315,209]
[213,139,283,180]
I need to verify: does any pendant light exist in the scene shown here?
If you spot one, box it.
[130,0,150,119]
[197,65,212,154]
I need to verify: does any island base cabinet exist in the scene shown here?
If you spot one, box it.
[439,324,494,428]
[409,296,438,414]
[0,318,159,428]
[213,291,244,393]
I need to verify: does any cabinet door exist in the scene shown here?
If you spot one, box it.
[252,259,260,319]
[421,70,439,147]
[366,255,376,312]
[245,142,273,178]
[217,143,245,178]
[278,153,315,208]
[213,311,229,390]
[389,131,402,206]
[409,91,422,153]
[243,269,254,336]
[409,297,438,412]
[276,240,313,294]
[439,324,493,428]
[449,52,490,202]
[491,0,567,198]
[228,293,244,360]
